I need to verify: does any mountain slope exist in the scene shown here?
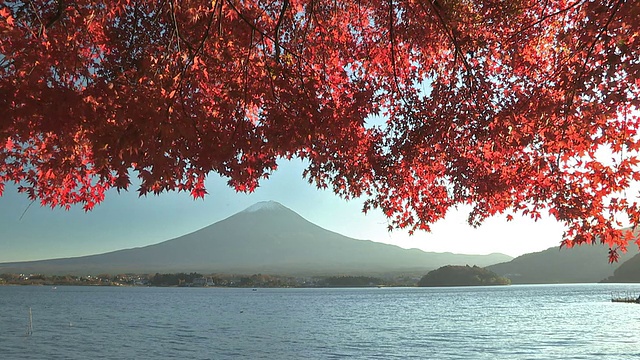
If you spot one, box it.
[602,253,640,282]
[487,245,639,284]
[0,201,512,275]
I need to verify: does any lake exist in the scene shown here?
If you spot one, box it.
[1,284,639,359]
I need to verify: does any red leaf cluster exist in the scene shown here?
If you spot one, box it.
[1,0,639,257]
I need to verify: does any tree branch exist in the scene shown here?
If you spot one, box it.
[274,0,289,62]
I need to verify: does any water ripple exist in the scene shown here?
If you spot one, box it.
[1,284,639,359]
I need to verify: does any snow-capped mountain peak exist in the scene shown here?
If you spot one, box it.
[242,201,287,213]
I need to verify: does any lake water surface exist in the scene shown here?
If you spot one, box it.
[1,284,639,359]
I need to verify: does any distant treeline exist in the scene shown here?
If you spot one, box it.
[316,276,384,287]
[417,265,510,287]
[144,273,387,287]
[0,273,419,287]
[0,272,298,287]
[0,273,117,286]
[150,272,203,286]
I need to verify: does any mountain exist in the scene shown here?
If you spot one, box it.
[0,201,512,275]
[602,253,640,282]
[487,244,639,284]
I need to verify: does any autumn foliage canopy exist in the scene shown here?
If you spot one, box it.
[1,0,639,259]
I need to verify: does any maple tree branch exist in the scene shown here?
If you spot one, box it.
[224,0,302,63]
[566,0,623,112]
[172,0,221,124]
[177,0,218,99]
[26,1,45,33]
[301,0,315,41]
[506,0,586,43]
[33,0,65,37]
[168,0,195,54]
[387,0,400,93]
[153,0,169,22]
[261,36,281,105]
[0,1,66,70]
[216,0,224,36]
[420,0,473,80]
[45,0,64,29]
[419,0,497,115]
[387,0,414,115]
[19,199,37,221]
[194,0,217,57]
[274,0,289,63]
[128,4,140,67]
[243,27,255,113]
[168,1,180,52]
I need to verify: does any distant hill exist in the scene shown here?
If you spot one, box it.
[487,245,639,284]
[417,265,510,287]
[0,201,512,275]
[602,253,640,283]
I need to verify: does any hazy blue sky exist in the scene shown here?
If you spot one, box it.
[0,159,566,263]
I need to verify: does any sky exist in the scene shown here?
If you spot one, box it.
[0,159,568,263]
